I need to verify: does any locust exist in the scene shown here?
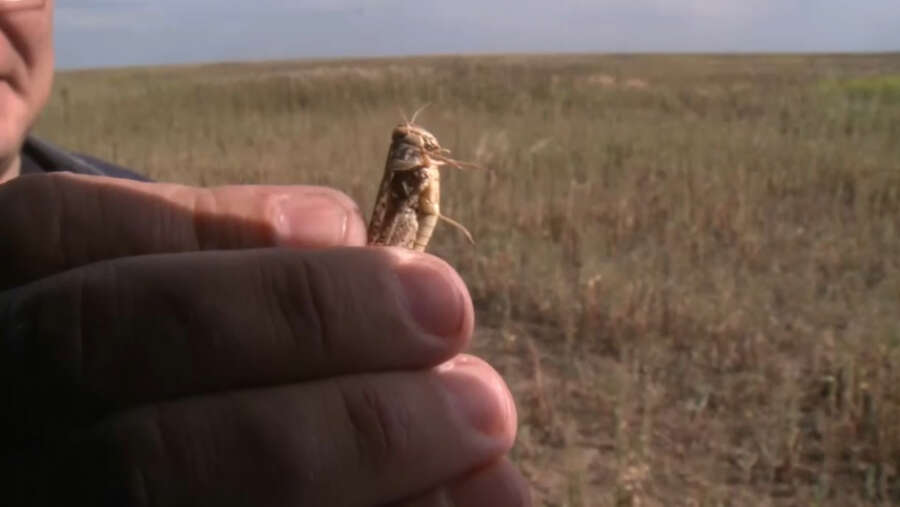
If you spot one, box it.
[367,112,480,252]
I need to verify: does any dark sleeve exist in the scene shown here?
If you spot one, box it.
[71,153,151,182]
[19,136,151,182]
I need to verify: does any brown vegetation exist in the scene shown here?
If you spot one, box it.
[37,53,900,505]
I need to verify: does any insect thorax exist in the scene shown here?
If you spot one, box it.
[392,123,442,153]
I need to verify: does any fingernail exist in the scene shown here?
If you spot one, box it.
[438,356,515,438]
[395,254,467,339]
[272,194,349,247]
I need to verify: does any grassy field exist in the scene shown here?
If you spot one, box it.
[36,53,900,505]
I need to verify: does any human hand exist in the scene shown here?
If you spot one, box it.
[0,173,529,506]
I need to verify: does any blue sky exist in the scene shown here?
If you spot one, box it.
[55,1,900,69]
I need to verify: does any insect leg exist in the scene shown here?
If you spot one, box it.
[413,168,440,251]
[438,214,475,245]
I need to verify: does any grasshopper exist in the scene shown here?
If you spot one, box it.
[367,112,479,252]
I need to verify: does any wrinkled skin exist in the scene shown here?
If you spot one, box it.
[0,3,531,505]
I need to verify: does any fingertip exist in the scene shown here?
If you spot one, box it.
[447,458,532,507]
[390,248,475,348]
[437,354,518,450]
[396,458,531,507]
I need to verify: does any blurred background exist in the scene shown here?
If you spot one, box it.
[45,2,900,505]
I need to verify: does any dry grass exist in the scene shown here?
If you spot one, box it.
[36,53,900,505]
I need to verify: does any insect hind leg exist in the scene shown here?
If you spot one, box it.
[439,214,474,245]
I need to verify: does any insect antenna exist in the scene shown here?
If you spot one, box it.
[409,103,431,125]
[398,107,410,125]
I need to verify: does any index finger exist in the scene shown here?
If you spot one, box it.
[0,173,367,288]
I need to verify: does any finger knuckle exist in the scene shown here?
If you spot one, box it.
[261,253,335,365]
[188,187,216,249]
[339,380,415,472]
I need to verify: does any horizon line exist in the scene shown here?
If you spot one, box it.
[56,49,900,73]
